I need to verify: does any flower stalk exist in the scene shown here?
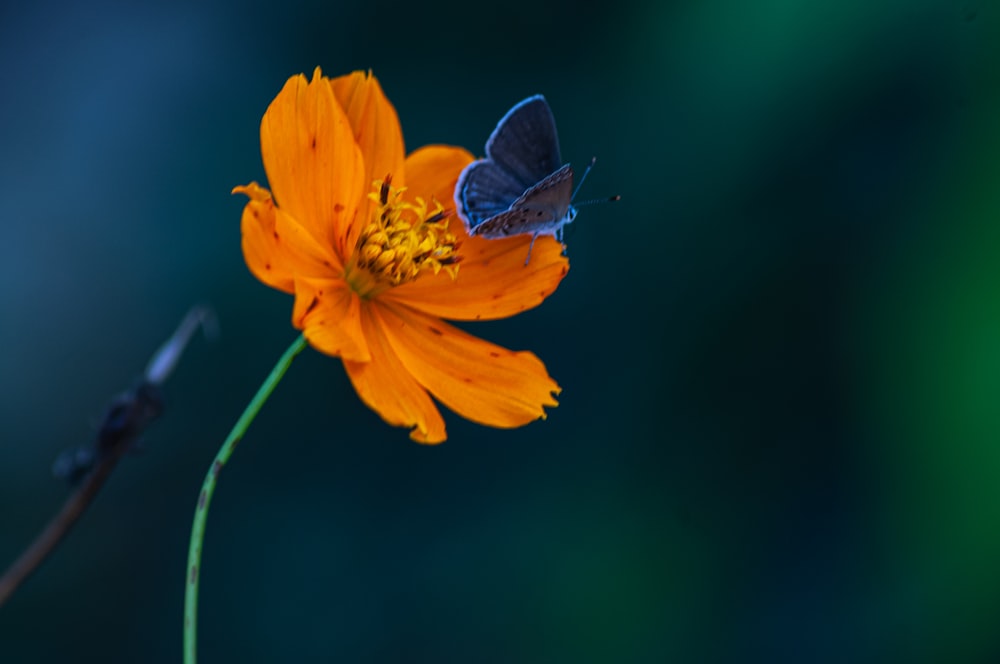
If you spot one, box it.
[183,333,308,664]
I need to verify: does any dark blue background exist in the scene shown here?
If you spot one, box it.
[2,1,999,661]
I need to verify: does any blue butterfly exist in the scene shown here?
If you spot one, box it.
[455,95,583,249]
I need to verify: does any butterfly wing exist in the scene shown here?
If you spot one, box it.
[455,158,531,230]
[471,164,576,239]
[485,95,563,189]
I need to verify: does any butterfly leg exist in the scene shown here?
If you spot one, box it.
[524,233,539,266]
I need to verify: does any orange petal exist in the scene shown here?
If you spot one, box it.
[403,144,474,210]
[330,71,406,191]
[373,301,560,429]
[386,228,569,321]
[293,277,370,362]
[342,303,447,443]
[260,68,365,262]
[235,182,293,293]
[329,72,407,254]
[275,205,343,275]
[236,182,342,290]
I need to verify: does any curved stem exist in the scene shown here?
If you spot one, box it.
[0,440,128,606]
[0,306,210,608]
[183,333,308,664]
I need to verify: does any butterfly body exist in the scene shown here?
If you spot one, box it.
[456,95,577,242]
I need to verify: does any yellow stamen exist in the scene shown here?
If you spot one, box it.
[346,177,461,298]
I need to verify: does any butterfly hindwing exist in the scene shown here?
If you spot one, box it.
[456,158,531,229]
[472,165,576,238]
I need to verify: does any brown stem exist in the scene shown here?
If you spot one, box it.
[0,380,164,608]
[0,306,211,608]
[0,442,129,606]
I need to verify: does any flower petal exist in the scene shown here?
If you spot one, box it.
[329,71,408,255]
[386,228,570,322]
[293,277,370,362]
[236,182,342,291]
[373,302,560,429]
[330,71,406,191]
[403,144,474,209]
[235,182,294,293]
[342,303,447,443]
[260,68,365,261]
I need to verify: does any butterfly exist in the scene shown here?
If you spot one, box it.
[455,95,583,254]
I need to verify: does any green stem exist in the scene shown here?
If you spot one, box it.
[183,333,308,664]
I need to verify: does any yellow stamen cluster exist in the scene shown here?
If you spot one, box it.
[348,178,460,297]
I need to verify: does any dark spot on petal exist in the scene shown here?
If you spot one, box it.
[311,136,317,149]
[475,314,482,320]
[252,210,259,219]
[560,266,568,276]
[463,377,472,383]
[323,260,332,267]
[492,293,502,300]
[489,351,500,358]
[428,326,443,336]
[264,263,271,271]
[539,291,547,297]
[334,203,345,212]
[305,297,320,316]
[273,231,280,241]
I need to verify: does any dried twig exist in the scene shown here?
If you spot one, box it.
[0,306,215,607]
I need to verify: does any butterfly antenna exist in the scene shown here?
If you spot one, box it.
[572,157,597,201]
[572,157,620,207]
[574,195,621,207]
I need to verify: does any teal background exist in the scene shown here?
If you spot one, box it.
[2,0,999,661]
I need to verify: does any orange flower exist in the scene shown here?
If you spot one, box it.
[234,68,568,443]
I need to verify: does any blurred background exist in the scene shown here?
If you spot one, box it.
[1,0,999,661]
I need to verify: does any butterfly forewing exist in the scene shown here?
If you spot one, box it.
[484,96,563,190]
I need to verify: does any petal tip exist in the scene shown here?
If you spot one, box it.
[410,426,446,444]
[233,182,274,205]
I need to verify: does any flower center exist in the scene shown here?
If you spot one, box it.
[345,177,461,298]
